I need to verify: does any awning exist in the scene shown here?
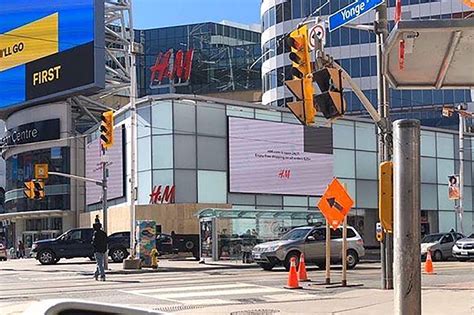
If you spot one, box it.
[384,19,474,89]
[0,210,70,221]
[196,208,323,221]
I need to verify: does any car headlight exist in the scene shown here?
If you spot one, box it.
[31,243,37,251]
[266,245,280,252]
[454,242,461,248]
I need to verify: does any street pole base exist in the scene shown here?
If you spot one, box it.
[325,278,331,285]
[341,280,347,287]
[123,258,141,270]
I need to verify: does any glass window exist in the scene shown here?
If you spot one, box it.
[421,184,438,210]
[421,131,436,157]
[152,135,173,169]
[137,137,151,171]
[436,133,454,159]
[302,0,311,16]
[198,170,227,203]
[152,169,173,187]
[356,180,377,208]
[438,211,456,232]
[355,122,376,151]
[334,149,355,178]
[284,196,307,207]
[464,186,472,211]
[151,101,173,135]
[276,3,283,24]
[174,170,196,203]
[255,109,281,121]
[174,135,196,169]
[283,1,292,21]
[437,159,454,183]
[197,104,227,136]
[137,106,151,138]
[197,136,227,171]
[421,157,437,183]
[137,171,152,204]
[333,120,354,149]
[269,7,275,27]
[173,101,195,134]
[292,0,302,18]
[227,106,254,118]
[356,151,377,180]
[339,178,356,203]
[438,185,455,210]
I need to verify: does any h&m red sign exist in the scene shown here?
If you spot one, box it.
[150,49,194,88]
[149,185,175,204]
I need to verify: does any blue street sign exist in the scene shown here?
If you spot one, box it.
[328,0,385,32]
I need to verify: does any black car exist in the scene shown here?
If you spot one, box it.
[31,228,131,265]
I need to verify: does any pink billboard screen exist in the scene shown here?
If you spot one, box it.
[229,117,333,196]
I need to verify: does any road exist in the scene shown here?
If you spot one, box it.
[0,258,473,314]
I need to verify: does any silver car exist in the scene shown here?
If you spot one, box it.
[252,226,365,271]
[452,233,474,261]
[420,231,464,261]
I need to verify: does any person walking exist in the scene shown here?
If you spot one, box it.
[92,223,108,281]
[18,240,25,258]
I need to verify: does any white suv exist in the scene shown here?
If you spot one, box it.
[452,233,474,261]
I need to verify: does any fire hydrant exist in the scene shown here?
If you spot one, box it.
[150,248,159,269]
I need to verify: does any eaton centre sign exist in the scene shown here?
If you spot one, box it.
[328,0,385,32]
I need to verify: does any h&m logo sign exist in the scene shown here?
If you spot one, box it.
[149,185,175,204]
[149,49,194,89]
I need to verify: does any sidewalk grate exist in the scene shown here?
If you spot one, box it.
[230,309,281,315]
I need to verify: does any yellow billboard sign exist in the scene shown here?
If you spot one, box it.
[0,13,58,72]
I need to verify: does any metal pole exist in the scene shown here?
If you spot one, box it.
[325,221,331,284]
[458,105,464,235]
[375,2,392,290]
[102,158,108,270]
[393,119,421,315]
[129,1,138,258]
[341,216,347,287]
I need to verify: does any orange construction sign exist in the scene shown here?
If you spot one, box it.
[317,178,354,230]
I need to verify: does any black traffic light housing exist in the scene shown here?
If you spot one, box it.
[313,67,346,119]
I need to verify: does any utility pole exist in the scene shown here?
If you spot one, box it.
[375,2,393,290]
[457,104,465,235]
[101,150,108,270]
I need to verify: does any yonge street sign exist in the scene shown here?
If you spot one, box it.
[328,0,385,32]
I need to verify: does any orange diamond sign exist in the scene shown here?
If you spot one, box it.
[317,178,354,230]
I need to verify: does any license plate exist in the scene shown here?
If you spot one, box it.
[461,251,468,255]
[254,253,261,259]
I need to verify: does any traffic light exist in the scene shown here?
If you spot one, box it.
[24,181,35,199]
[376,222,384,242]
[313,67,345,119]
[100,110,114,149]
[284,25,315,126]
[379,161,393,233]
[34,180,45,200]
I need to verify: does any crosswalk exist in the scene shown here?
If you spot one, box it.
[121,281,318,309]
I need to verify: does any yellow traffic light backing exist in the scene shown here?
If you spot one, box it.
[100,111,114,149]
[23,180,45,200]
[34,180,45,200]
[284,25,315,126]
[379,161,393,233]
[24,181,35,199]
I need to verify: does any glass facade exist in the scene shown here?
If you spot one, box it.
[136,98,474,247]
[4,147,71,213]
[261,0,473,128]
[136,22,262,97]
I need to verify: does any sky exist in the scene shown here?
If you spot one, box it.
[132,0,261,29]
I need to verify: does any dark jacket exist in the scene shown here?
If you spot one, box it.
[92,230,108,253]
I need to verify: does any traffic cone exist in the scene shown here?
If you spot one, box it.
[298,253,310,282]
[424,250,434,274]
[285,257,302,289]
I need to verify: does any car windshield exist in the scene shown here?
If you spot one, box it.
[469,233,474,238]
[421,234,443,243]
[281,228,311,240]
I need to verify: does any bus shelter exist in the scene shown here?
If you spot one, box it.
[197,208,323,262]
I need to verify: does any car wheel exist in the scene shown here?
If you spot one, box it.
[284,251,300,271]
[185,241,195,250]
[38,250,56,265]
[110,248,127,263]
[433,250,443,262]
[346,250,359,269]
[259,262,275,271]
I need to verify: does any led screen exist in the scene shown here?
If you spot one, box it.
[0,0,104,110]
[85,126,125,205]
[229,117,333,196]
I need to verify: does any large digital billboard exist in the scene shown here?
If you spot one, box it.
[229,117,333,196]
[85,126,125,205]
[0,0,104,110]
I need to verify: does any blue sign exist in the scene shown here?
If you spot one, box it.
[328,0,385,32]
[0,0,105,110]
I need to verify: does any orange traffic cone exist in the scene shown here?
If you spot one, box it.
[424,250,434,274]
[298,253,310,282]
[285,257,302,289]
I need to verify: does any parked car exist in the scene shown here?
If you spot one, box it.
[252,225,365,271]
[452,233,474,261]
[0,243,7,261]
[31,228,130,265]
[420,231,464,261]
[108,231,131,263]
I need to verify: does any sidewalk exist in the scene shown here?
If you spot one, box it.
[173,288,474,315]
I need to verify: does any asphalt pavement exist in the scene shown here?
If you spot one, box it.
[0,257,473,314]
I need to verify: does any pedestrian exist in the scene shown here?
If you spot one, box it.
[91,223,108,281]
[95,215,101,225]
[18,240,25,258]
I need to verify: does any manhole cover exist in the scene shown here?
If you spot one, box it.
[230,309,281,315]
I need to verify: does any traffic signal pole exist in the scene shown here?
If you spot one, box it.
[375,2,393,290]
